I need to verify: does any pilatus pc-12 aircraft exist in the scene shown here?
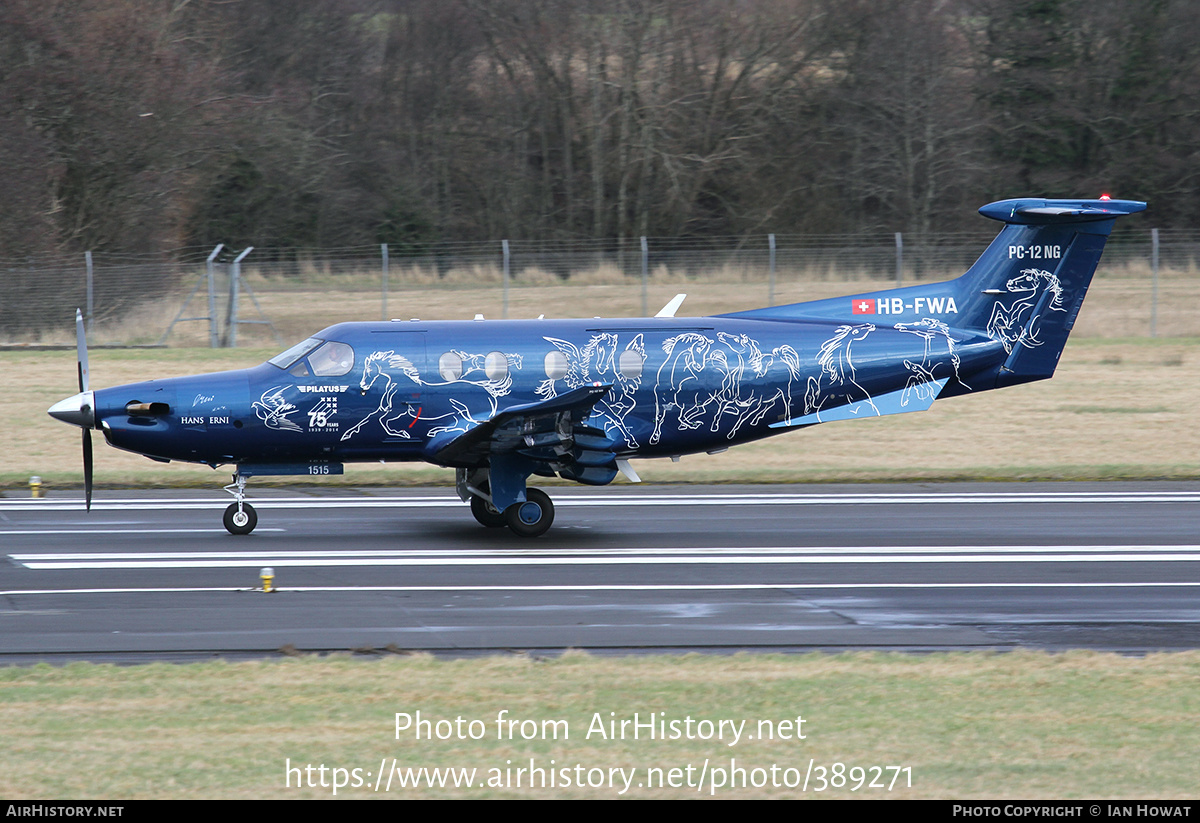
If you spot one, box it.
[49,197,1145,536]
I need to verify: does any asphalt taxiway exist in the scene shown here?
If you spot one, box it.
[2,482,1199,660]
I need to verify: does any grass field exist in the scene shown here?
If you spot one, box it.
[72,263,1200,347]
[19,261,1200,348]
[2,652,1198,799]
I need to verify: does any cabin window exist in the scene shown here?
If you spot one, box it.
[485,351,509,381]
[544,351,568,380]
[439,351,463,381]
[308,341,355,377]
[618,350,645,379]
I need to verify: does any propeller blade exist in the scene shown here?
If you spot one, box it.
[75,309,90,393]
[83,428,93,511]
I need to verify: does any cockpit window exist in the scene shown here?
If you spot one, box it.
[308,341,355,377]
[269,337,323,370]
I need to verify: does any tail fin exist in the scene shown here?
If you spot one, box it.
[720,197,1146,385]
[951,198,1145,385]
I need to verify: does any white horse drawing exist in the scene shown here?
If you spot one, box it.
[894,317,969,391]
[341,348,522,442]
[804,323,877,418]
[987,268,1066,353]
[538,333,646,447]
[651,332,805,444]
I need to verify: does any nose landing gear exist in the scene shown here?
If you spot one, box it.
[222,473,257,535]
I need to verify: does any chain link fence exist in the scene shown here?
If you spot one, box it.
[3,228,1197,348]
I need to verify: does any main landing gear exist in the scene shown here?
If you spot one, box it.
[469,485,555,537]
[469,482,508,529]
[504,488,554,538]
[460,471,555,537]
[223,473,258,535]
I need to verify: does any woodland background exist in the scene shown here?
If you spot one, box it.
[1,0,1196,259]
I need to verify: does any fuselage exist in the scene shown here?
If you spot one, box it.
[93,315,1005,470]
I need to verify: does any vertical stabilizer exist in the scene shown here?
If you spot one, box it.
[959,198,1144,386]
[719,197,1145,386]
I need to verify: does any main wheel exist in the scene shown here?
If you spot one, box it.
[504,488,554,537]
[223,502,258,535]
[470,493,507,528]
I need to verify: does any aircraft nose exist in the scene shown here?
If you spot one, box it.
[48,390,96,429]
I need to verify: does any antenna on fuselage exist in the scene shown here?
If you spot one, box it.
[655,294,687,318]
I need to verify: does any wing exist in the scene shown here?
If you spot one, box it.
[428,384,620,484]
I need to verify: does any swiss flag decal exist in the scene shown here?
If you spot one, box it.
[852,298,876,315]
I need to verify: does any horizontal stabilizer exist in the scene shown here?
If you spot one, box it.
[979,198,1146,225]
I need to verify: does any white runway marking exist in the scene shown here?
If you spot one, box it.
[10,545,1200,569]
[13,544,1200,560]
[4,489,1200,513]
[1,529,285,536]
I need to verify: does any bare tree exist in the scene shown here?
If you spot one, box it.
[817,0,986,235]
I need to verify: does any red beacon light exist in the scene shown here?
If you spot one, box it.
[1099,193,1112,200]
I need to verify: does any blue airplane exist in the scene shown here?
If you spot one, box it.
[48,197,1145,536]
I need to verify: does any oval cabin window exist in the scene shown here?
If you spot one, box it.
[438,352,463,381]
[618,349,644,379]
[485,351,509,381]
[544,350,568,380]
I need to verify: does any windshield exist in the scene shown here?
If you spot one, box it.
[268,337,323,370]
[308,340,355,377]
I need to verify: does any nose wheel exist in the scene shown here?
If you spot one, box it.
[223,502,258,535]
[222,473,258,535]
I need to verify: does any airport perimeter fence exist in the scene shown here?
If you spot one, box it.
[2,227,1198,348]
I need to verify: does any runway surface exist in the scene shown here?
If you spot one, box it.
[3,482,1199,661]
